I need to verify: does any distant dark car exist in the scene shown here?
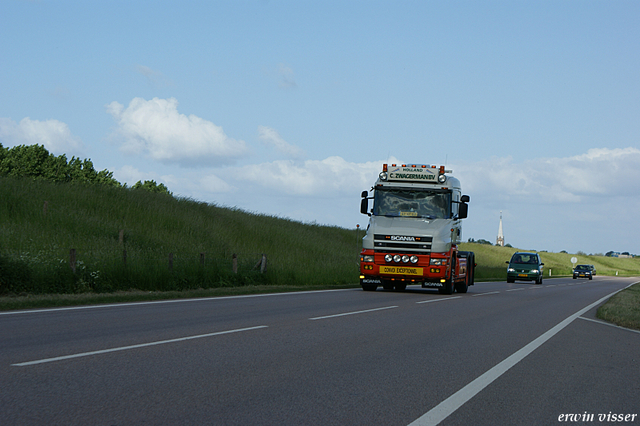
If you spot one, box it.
[573,264,593,280]
[506,252,544,284]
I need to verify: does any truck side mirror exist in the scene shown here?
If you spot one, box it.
[461,195,470,203]
[360,197,370,215]
[458,202,468,219]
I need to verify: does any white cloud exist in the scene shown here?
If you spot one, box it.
[454,147,640,203]
[229,156,386,196]
[257,126,305,159]
[135,65,172,87]
[198,173,235,193]
[106,97,248,166]
[0,117,84,155]
[278,63,297,89]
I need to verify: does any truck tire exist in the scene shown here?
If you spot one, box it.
[439,280,455,295]
[455,273,469,293]
[439,256,455,295]
[382,280,394,291]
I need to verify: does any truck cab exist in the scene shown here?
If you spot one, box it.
[359,163,474,294]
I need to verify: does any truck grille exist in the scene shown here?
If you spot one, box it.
[373,234,433,254]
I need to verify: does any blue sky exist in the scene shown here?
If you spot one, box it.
[1,0,639,256]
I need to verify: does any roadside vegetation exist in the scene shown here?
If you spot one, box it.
[1,154,639,315]
[596,283,640,331]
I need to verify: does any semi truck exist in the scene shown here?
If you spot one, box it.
[359,163,475,294]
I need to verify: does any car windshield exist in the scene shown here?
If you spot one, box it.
[373,188,451,219]
[575,265,589,271]
[511,254,538,264]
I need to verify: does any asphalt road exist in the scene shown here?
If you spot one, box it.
[1,276,639,426]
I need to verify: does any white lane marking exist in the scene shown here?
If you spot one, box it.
[12,325,268,367]
[0,289,358,316]
[309,306,398,321]
[472,291,500,297]
[416,296,461,304]
[506,288,525,292]
[407,286,632,426]
[545,285,557,288]
[578,316,640,335]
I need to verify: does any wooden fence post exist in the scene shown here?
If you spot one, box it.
[260,254,267,273]
[69,248,76,273]
[232,253,238,274]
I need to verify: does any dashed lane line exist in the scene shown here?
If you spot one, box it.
[472,291,500,297]
[416,296,461,304]
[309,305,398,321]
[12,325,269,367]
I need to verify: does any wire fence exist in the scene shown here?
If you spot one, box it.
[0,248,272,295]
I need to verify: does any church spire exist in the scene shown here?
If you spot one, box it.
[497,211,505,247]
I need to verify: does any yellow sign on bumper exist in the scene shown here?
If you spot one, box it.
[380,266,423,276]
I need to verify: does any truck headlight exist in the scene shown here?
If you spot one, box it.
[393,255,402,263]
[379,172,388,181]
[362,255,374,263]
[410,255,418,264]
[430,258,446,266]
[385,254,393,262]
[402,255,410,263]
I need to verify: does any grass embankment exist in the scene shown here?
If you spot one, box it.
[1,177,639,319]
[597,283,640,331]
[459,242,640,280]
[0,177,361,299]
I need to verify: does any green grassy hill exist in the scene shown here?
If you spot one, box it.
[0,177,362,294]
[459,242,640,281]
[1,177,639,297]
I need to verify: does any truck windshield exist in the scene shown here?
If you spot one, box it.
[373,188,451,219]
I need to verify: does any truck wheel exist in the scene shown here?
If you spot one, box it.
[455,273,469,294]
[394,283,407,291]
[468,253,475,286]
[439,280,455,295]
[382,280,394,290]
[536,276,543,285]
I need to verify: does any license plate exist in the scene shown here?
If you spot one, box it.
[518,274,528,277]
[380,266,423,276]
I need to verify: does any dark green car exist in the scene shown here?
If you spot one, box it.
[506,252,544,284]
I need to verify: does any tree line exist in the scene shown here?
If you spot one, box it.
[0,143,171,195]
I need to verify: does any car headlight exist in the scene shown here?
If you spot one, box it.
[362,255,374,263]
[508,268,515,272]
[531,269,539,274]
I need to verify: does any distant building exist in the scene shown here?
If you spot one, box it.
[496,211,505,247]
